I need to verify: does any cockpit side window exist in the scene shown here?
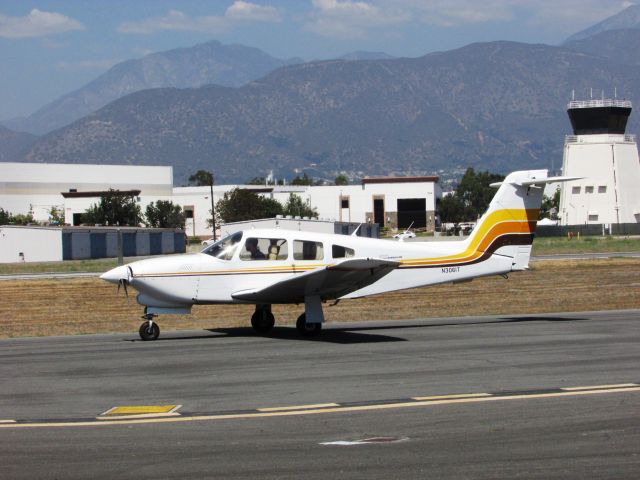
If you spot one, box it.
[293,240,324,261]
[332,244,355,259]
[201,232,242,260]
[240,238,288,261]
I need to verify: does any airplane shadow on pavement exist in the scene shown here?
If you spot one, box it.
[333,316,591,333]
[127,316,588,344]
[128,326,408,344]
[211,326,408,344]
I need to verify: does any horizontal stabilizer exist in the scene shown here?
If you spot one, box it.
[231,258,399,304]
[490,175,582,188]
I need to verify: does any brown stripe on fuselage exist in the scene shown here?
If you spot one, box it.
[398,233,534,270]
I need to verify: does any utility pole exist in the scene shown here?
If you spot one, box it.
[188,169,216,241]
[210,180,216,241]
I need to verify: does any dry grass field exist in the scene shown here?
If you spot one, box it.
[1,258,639,339]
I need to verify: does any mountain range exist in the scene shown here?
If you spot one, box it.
[3,6,640,185]
[3,41,302,135]
[564,4,640,43]
[0,126,37,162]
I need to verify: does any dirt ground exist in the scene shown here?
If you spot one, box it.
[1,258,639,339]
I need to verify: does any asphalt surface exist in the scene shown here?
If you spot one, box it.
[1,310,640,479]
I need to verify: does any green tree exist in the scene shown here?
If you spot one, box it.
[438,194,466,225]
[334,174,349,186]
[83,190,142,226]
[10,213,35,225]
[145,200,185,228]
[246,177,266,185]
[456,168,505,220]
[0,208,36,225]
[188,170,214,187]
[283,193,318,218]
[539,187,561,220]
[291,173,314,186]
[0,207,11,225]
[215,188,284,224]
[48,206,65,225]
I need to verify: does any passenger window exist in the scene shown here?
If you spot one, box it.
[201,232,242,260]
[293,240,324,261]
[332,244,355,258]
[240,238,288,261]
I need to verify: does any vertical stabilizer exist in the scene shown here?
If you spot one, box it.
[464,170,548,271]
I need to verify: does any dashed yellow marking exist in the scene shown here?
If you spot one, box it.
[258,403,340,412]
[561,383,638,391]
[412,393,492,401]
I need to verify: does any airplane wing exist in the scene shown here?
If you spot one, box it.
[231,258,400,304]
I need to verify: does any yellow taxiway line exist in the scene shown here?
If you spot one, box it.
[1,384,638,429]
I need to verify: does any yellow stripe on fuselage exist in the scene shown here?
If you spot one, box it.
[400,208,538,267]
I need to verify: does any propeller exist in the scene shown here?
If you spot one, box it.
[117,278,128,298]
[115,266,133,304]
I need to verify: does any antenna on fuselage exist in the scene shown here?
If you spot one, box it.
[351,224,362,236]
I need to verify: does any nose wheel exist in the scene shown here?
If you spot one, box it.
[139,314,160,341]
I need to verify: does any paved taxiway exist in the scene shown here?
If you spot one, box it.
[2,310,639,478]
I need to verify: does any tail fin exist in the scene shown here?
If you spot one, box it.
[464,170,553,271]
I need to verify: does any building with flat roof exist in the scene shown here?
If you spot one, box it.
[0,162,173,225]
[0,162,441,238]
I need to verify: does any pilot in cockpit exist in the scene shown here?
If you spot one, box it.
[245,238,265,260]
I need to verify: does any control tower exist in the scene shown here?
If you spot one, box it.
[559,99,640,225]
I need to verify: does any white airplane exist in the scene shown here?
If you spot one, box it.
[393,221,416,240]
[101,169,572,340]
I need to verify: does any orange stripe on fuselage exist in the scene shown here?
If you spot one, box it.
[400,209,538,267]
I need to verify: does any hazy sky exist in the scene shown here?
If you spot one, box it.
[0,0,633,121]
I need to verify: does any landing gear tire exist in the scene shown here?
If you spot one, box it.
[251,308,275,334]
[296,313,322,337]
[139,321,160,341]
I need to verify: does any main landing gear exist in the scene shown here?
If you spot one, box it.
[139,313,160,341]
[296,313,322,336]
[251,305,275,334]
[250,305,322,337]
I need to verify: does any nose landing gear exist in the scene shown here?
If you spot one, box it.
[139,313,160,341]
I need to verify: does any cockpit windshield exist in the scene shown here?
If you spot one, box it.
[201,232,242,260]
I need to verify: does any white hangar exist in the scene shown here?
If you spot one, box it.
[0,162,441,238]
